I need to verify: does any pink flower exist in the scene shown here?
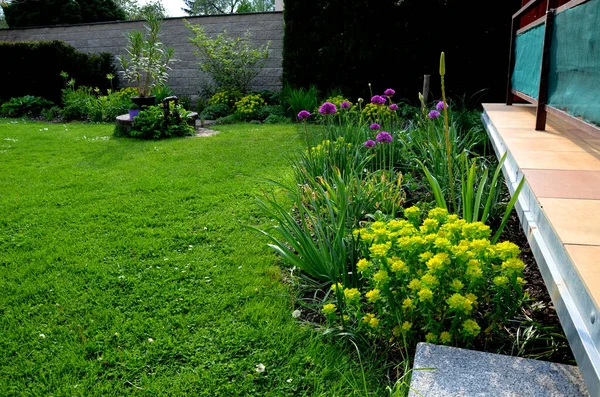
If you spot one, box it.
[364,139,376,148]
[369,123,380,130]
[318,102,337,115]
[340,101,351,109]
[436,101,447,111]
[297,110,311,120]
[371,95,386,105]
[389,104,398,111]
[428,110,441,119]
[376,131,393,143]
[384,88,395,97]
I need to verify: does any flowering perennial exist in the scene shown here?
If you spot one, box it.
[318,101,337,115]
[322,207,525,347]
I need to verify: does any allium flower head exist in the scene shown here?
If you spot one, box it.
[371,95,386,105]
[340,101,351,109]
[376,131,393,143]
[436,101,447,111]
[389,104,399,111]
[358,98,364,103]
[428,110,441,119]
[297,110,311,120]
[318,102,337,115]
[369,123,380,130]
[364,139,376,148]
[384,88,395,97]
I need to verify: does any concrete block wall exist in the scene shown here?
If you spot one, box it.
[0,12,283,102]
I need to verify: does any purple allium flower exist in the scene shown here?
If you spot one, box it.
[318,102,337,115]
[340,101,351,109]
[369,123,380,130]
[384,88,395,97]
[364,139,376,148]
[376,131,393,143]
[428,110,441,119]
[389,104,399,111]
[436,101,447,111]
[297,110,311,120]
[371,95,386,105]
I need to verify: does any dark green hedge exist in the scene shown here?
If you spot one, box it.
[283,0,521,104]
[0,40,115,104]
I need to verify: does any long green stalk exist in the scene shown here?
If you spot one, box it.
[440,52,457,212]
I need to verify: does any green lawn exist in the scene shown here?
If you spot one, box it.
[0,120,392,396]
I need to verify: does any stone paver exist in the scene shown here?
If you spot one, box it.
[408,343,588,397]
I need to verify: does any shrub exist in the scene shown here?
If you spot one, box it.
[41,106,61,122]
[201,103,232,120]
[118,12,175,98]
[129,103,195,139]
[186,21,271,93]
[263,114,291,124]
[208,89,243,108]
[151,84,175,103]
[256,105,284,121]
[0,41,114,104]
[283,0,518,102]
[1,96,53,117]
[215,114,242,125]
[323,206,525,347]
[60,79,134,122]
[235,94,266,120]
[281,85,319,119]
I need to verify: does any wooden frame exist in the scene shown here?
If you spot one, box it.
[506,0,599,134]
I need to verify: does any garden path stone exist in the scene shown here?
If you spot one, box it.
[408,342,588,396]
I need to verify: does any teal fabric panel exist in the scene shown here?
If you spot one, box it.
[512,24,545,99]
[548,0,600,126]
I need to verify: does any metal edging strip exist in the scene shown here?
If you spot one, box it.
[482,110,600,396]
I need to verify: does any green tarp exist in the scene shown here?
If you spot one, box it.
[511,0,600,126]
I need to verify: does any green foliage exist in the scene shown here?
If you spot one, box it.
[0,41,115,104]
[283,0,519,102]
[186,21,271,93]
[200,103,232,120]
[208,89,243,108]
[128,103,195,139]
[263,114,291,124]
[151,84,175,103]
[41,106,62,121]
[235,93,265,120]
[280,84,319,118]
[215,113,242,124]
[323,207,526,347]
[116,0,167,20]
[256,104,285,121]
[3,0,126,28]
[60,80,134,122]
[118,12,175,97]
[183,0,274,15]
[1,95,53,117]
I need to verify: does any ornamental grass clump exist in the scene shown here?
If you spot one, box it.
[322,206,526,348]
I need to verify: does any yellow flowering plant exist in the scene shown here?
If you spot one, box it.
[235,93,265,120]
[322,206,526,347]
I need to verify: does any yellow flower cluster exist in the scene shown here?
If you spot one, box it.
[322,303,337,315]
[361,102,394,122]
[208,89,242,107]
[234,94,265,118]
[323,206,524,347]
[362,313,379,328]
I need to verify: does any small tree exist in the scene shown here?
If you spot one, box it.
[118,11,175,97]
[186,21,270,93]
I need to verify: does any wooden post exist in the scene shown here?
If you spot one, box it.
[535,1,557,130]
[422,75,431,105]
[506,18,518,105]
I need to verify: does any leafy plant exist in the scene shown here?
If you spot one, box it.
[208,89,243,108]
[263,114,291,124]
[129,103,195,139]
[186,21,271,93]
[323,207,526,348]
[0,95,53,117]
[235,93,265,120]
[420,152,525,244]
[118,12,175,98]
[200,103,232,120]
[281,84,319,119]
[151,84,175,103]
